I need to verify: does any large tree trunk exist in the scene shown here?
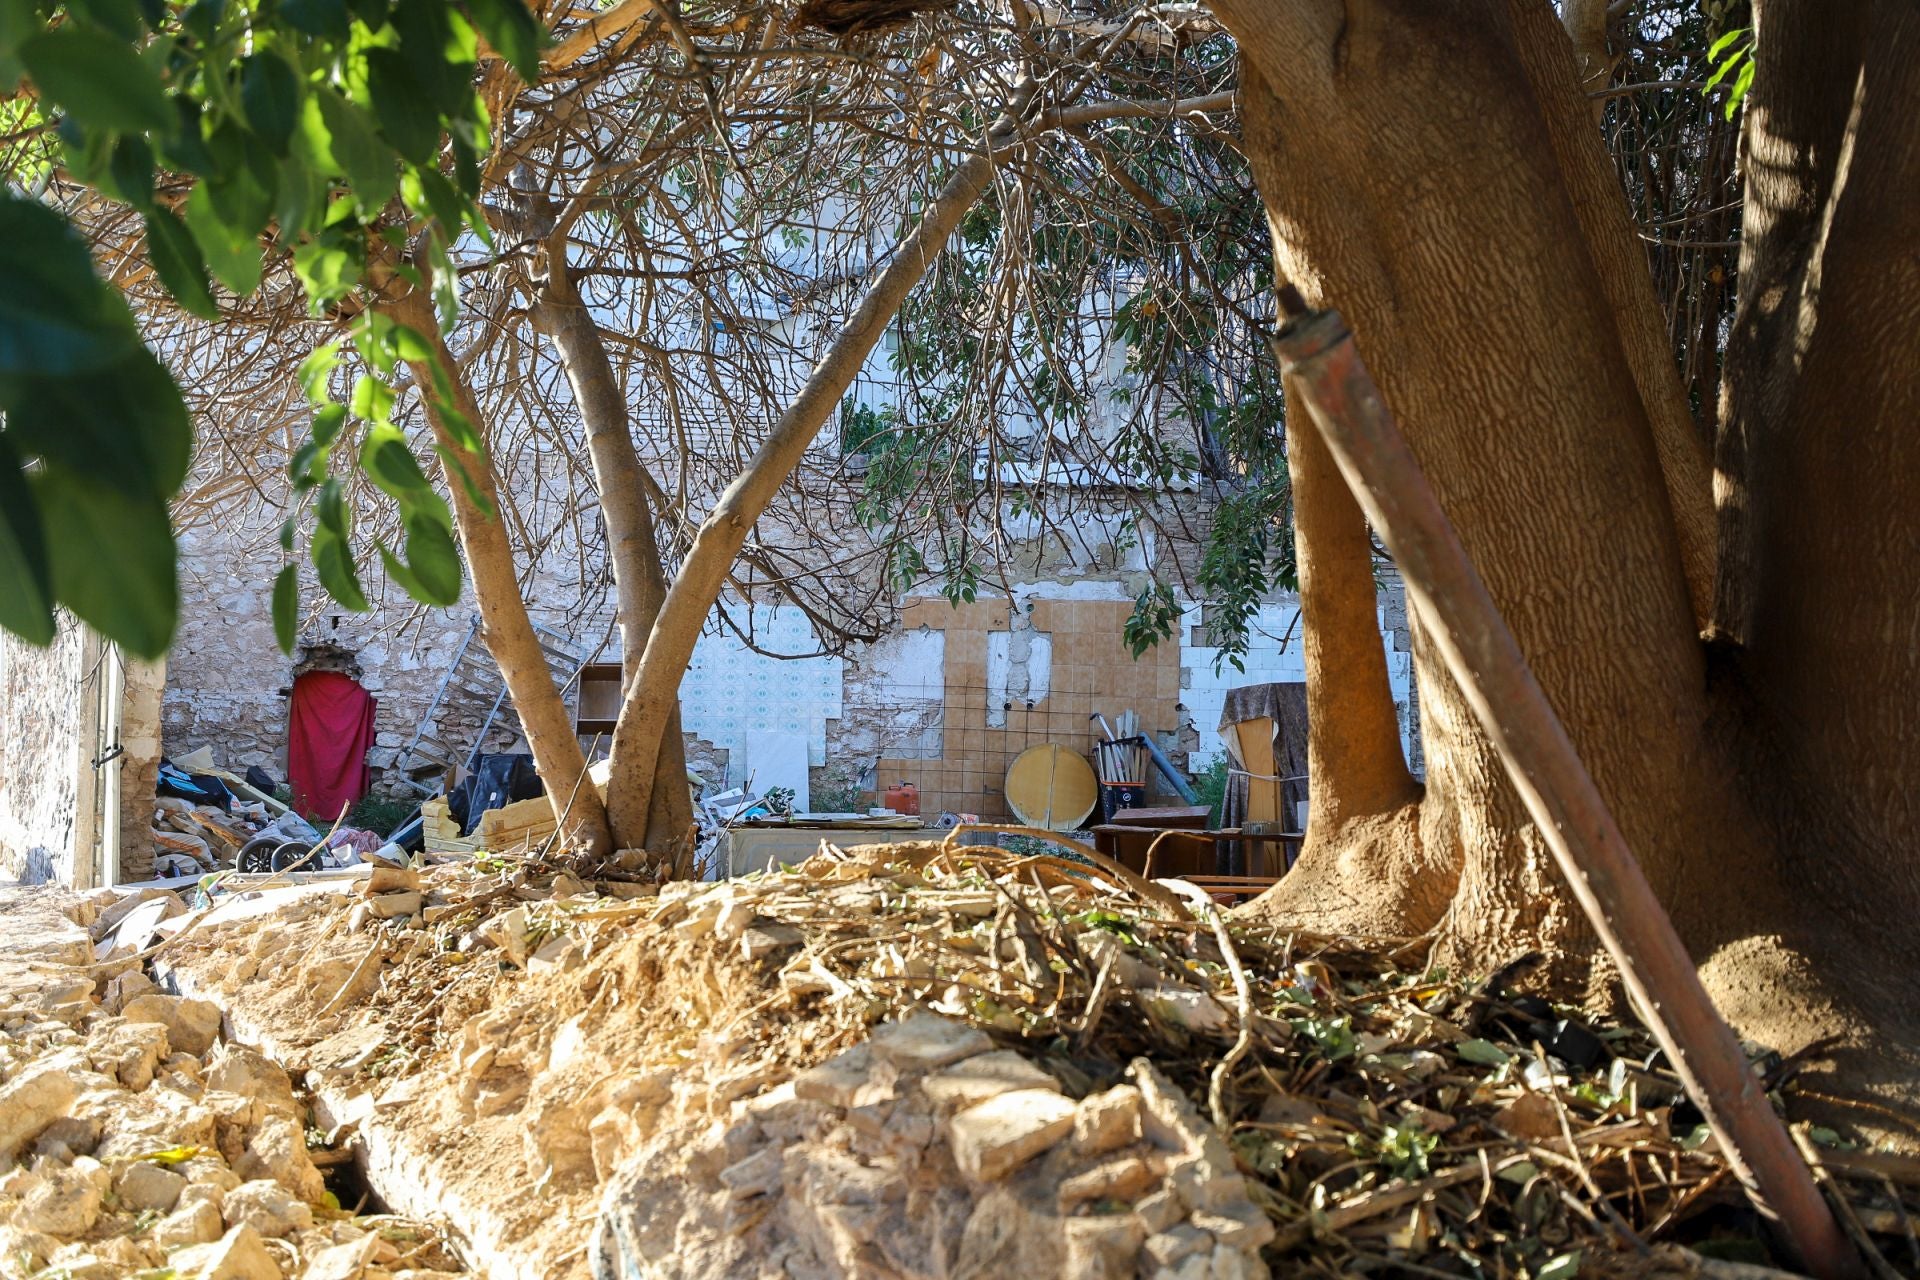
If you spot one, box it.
[384,293,616,859]
[1220,1,1775,988]
[533,261,696,864]
[1708,1,1920,1092]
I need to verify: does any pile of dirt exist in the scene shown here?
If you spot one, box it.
[125,840,1919,1279]
[0,887,467,1280]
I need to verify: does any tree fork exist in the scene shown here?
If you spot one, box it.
[385,291,615,859]
[533,259,696,861]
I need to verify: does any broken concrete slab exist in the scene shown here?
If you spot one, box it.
[920,1050,1060,1111]
[947,1087,1076,1182]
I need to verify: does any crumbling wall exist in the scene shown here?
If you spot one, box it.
[0,616,89,884]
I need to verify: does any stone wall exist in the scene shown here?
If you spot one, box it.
[0,617,89,884]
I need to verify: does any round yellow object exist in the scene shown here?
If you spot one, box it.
[1004,744,1099,831]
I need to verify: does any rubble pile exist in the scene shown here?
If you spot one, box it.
[133,840,1920,1278]
[0,890,467,1280]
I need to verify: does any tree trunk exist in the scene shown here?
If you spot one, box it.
[384,292,615,859]
[1240,353,1437,936]
[1220,1,1774,987]
[533,262,696,864]
[1714,1,1920,1054]
[601,143,1007,847]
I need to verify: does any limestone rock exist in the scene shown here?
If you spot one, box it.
[870,1012,991,1074]
[32,1115,101,1162]
[117,1159,189,1212]
[306,1238,378,1280]
[90,1019,172,1091]
[1143,1222,1211,1268]
[1134,1187,1185,1235]
[366,891,423,921]
[12,1158,109,1236]
[1074,1084,1143,1156]
[103,970,157,1014]
[154,1198,226,1248]
[203,1045,297,1114]
[171,1224,283,1280]
[793,1044,882,1109]
[1058,1155,1159,1210]
[1064,1213,1147,1279]
[122,994,224,1057]
[1190,1204,1275,1251]
[920,1051,1059,1111]
[947,1088,1076,1182]
[0,1064,76,1157]
[223,1179,314,1238]
[359,866,421,898]
[235,1114,328,1203]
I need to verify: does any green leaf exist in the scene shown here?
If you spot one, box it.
[311,480,370,611]
[350,374,395,423]
[1537,1251,1582,1280]
[288,438,325,488]
[18,26,171,134]
[7,343,193,496]
[312,402,348,447]
[0,195,138,375]
[108,134,155,211]
[297,344,340,404]
[1706,27,1747,59]
[240,51,302,154]
[272,563,298,653]
[0,435,55,646]
[73,0,147,41]
[32,465,177,659]
[1456,1039,1511,1068]
[291,235,362,309]
[1727,60,1755,119]
[156,98,213,176]
[315,88,397,216]
[403,517,461,602]
[142,208,219,320]
[281,0,350,40]
[363,47,438,163]
[464,0,544,80]
[185,182,262,296]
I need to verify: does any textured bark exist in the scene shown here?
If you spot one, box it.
[384,293,615,859]
[533,261,696,862]
[1559,0,1612,118]
[1221,2,1771,981]
[1239,362,1437,937]
[1723,1,1920,1002]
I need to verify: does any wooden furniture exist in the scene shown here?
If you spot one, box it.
[575,661,624,736]
[1089,821,1299,882]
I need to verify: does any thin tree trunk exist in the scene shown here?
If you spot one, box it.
[1560,0,1612,121]
[533,261,696,861]
[383,293,615,859]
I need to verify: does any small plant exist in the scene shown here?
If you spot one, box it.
[1193,756,1231,827]
[1704,27,1755,120]
[1349,1118,1440,1180]
[349,793,417,836]
[812,765,868,813]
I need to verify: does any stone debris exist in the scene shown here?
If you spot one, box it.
[0,887,474,1280]
[948,1087,1078,1181]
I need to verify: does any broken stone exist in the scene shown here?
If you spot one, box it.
[122,994,224,1056]
[1167,1154,1243,1213]
[1064,1212,1147,1278]
[1074,1084,1143,1156]
[717,1145,784,1200]
[306,1238,379,1280]
[116,1159,189,1212]
[0,1064,76,1158]
[203,1045,297,1114]
[13,1158,109,1235]
[870,1012,991,1073]
[527,936,584,974]
[792,1043,882,1109]
[1189,1203,1275,1250]
[1058,1155,1159,1210]
[235,1113,328,1202]
[359,865,421,897]
[90,1019,172,1091]
[32,1115,100,1162]
[1209,1244,1262,1280]
[366,891,423,921]
[946,1087,1076,1182]
[1134,1187,1185,1235]
[103,969,158,1014]
[1143,1222,1211,1267]
[919,1050,1059,1111]
[739,923,804,963]
[153,1198,226,1248]
[169,1224,282,1280]
[223,1178,315,1238]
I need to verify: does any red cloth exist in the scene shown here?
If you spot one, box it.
[287,671,377,823]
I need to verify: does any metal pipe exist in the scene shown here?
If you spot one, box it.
[1269,298,1858,1280]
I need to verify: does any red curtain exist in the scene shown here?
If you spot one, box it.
[287,670,377,823]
